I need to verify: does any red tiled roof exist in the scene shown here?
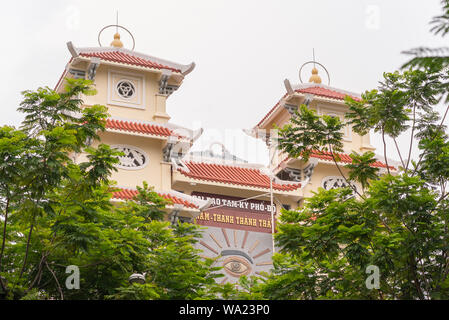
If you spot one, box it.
[309,150,394,169]
[79,51,181,73]
[178,161,301,191]
[106,119,173,137]
[276,150,396,171]
[295,86,360,102]
[256,87,360,128]
[112,188,198,209]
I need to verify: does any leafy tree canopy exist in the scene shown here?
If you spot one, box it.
[0,79,224,300]
[236,1,449,300]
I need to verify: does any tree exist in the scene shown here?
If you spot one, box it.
[244,2,449,300]
[0,79,223,300]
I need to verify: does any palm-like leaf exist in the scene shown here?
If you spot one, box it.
[402,1,449,70]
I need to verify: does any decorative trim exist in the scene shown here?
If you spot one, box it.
[73,45,195,74]
[283,103,298,115]
[283,167,302,182]
[159,73,179,96]
[87,57,101,80]
[303,162,317,180]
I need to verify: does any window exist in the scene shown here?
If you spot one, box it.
[108,70,145,109]
[322,111,352,141]
[116,80,136,99]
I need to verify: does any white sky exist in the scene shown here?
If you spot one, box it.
[1,0,447,165]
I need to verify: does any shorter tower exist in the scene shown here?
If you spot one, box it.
[251,60,392,200]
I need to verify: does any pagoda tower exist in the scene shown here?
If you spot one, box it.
[55,26,209,221]
[251,63,395,202]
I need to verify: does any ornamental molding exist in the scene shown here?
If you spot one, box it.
[283,103,298,115]
[159,73,180,96]
[321,176,358,193]
[87,57,101,80]
[110,144,149,170]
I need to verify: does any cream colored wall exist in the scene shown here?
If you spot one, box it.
[82,64,169,123]
[312,100,362,153]
[90,132,168,190]
[296,162,361,199]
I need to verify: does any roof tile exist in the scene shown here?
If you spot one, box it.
[309,150,395,169]
[178,161,301,191]
[112,188,198,209]
[295,86,360,102]
[106,119,174,137]
[80,51,181,73]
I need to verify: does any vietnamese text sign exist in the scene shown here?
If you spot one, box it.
[192,192,275,234]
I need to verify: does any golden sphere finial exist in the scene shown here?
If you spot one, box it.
[110,32,124,48]
[309,67,322,83]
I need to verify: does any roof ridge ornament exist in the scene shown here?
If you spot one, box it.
[299,50,330,85]
[97,16,136,50]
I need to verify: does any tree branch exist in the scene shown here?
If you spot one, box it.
[405,104,417,172]
[0,197,10,293]
[45,261,64,300]
[328,144,365,199]
[19,223,34,279]
[393,137,406,169]
[381,128,391,175]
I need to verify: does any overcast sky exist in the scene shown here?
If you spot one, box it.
[1,0,447,165]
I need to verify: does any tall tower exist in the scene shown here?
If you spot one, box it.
[55,24,208,221]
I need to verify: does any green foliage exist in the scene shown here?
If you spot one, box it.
[253,3,449,300]
[345,151,380,190]
[402,1,449,80]
[277,104,344,161]
[253,176,449,299]
[0,78,224,300]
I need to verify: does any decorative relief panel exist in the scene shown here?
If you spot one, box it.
[321,176,357,193]
[111,145,149,170]
[116,80,136,99]
[108,70,145,109]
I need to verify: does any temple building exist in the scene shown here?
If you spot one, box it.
[54,27,394,284]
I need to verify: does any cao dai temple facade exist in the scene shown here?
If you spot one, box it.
[54,29,394,284]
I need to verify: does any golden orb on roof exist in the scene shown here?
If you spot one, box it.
[110,32,124,48]
[309,67,322,84]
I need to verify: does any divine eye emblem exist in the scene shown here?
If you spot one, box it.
[221,250,253,277]
[198,228,273,284]
[116,80,136,99]
[111,145,148,169]
[222,256,251,277]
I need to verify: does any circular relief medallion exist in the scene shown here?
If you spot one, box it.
[111,145,148,170]
[116,80,136,99]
